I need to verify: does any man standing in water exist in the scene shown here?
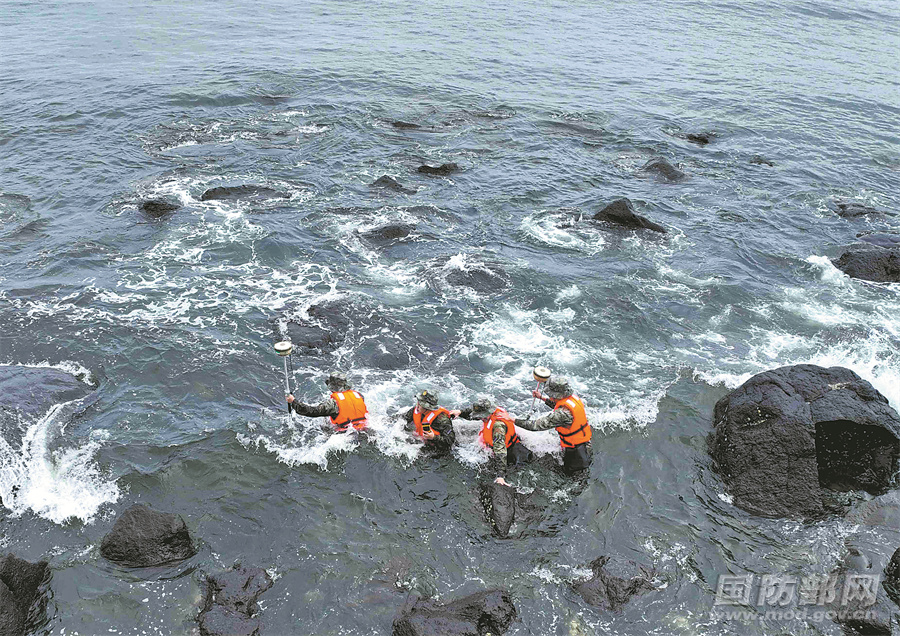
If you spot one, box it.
[401,390,456,455]
[454,397,534,483]
[287,372,368,432]
[515,377,592,475]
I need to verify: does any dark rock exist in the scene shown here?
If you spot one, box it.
[480,482,515,538]
[0,365,94,421]
[360,223,415,242]
[444,267,507,293]
[100,504,196,567]
[858,233,900,249]
[371,176,415,194]
[885,547,900,605]
[198,566,273,636]
[833,250,900,283]
[573,556,655,611]
[709,365,900,518]
[392,589,516,636]
[749,155,775,167]
[833,201,882,218]
[685,133,712,146]
[642,158,685,182]
[417,163,460,176]
[200,185,289,202]
[283,300,350,354]
[139,199,180,218]
[0,554,50,636]
[591,198,667,233]
[392,121,421,129]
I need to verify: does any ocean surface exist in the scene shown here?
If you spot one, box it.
[1,0,899,633]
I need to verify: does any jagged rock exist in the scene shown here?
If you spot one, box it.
[833,201,882,218]
[392,121,421,129]
[392,589,516,636]
[360,223,415,242]
[100,504,196,567]
[858,234,900,249]
[417,163,459,176]
[198,566,273,636]
[685,132,712,145]
[371,176,415,194]
[591,198,667,233]
[139,199,180,218]
[199,185,289,201]
[480,482,515,538]
[642,158,684,182]
[573,556,655,611]
[833,249,900,282]
[0,554,50,636]
[749,155,775,166]
[709,365,900,518]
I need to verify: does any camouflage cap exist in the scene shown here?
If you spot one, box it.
[416,390,439,410]
[546,377,572,399]
[325,372,350,392]
[470,397,493,419]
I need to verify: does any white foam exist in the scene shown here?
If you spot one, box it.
[520,210,606,254]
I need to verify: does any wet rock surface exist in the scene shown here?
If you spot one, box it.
[480,482,516,538]
[417,162,459,176]
[749,155,775,166]
[642,157,685,181]
[371,175,416,194]
[100,504,196,567]
[392,121,421,129]
[139,199,181,218]
[200,185,289,201]
[832,201,883,218]
[685,132,713,145]
[591,198,667,233]
[392,589,517,636]
[0,365,94,422]
[198,565,273,636]
[833,249,900,283]
[573,556,655,611]
[0,554,50,636]
[710,365,900,518]
[360,223,416,243]
[858,233,900,249]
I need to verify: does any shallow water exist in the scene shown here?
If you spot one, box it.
[1,0,899,634]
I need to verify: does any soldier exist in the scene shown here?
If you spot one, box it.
[454,397,533,484]
[287,371,368,432]
[515,377,592,475]
[401,389,456,454]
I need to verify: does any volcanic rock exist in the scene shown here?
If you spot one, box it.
[100,504,196,567]
[392,589,517,636]
[198,565,273,636]
[642,158,684,182]
[591,198,667,233]
[0,554,50,636]
[709,365,900,518]
[573,556,655,611]
[371,175,415,194]
[480,482,516,538]
[199,185,289,201]
[417,163,459,176]
[139,199,180,218]
[833,250,900,283]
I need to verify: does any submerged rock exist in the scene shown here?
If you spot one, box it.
[0,365,94,421]
[833,249,900,282]
[591,198,667,233]
[417,163,460,176]
[392,121,421,129]
[392,589,517,636]
[709,365,900,518]
[371,175,416,194]
[642,158,684,182]
[139,199,180,218]
[749,155,775,167]
[685,132,713,146]
[360,223,415,243]
[100,504,196,567]
[833,201,883,218]
[198,565,273,636]
[283,300,350,354]
[573,556,655,611]
[858,233,900,249]
[200,185,289,201]
[0,554,49,636]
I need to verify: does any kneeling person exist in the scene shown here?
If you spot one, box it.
[402,390,456,454]
[457,398,533,479]
[515,377,591,475]
[287,372,368,432]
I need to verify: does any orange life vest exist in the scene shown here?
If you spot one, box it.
[413,407,450,438]
[554,395,591,448]
[330,390,368,431]
[480,408,520,449]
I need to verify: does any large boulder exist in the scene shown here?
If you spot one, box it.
[573,556,655,611]
[833,249,900,283]
[710,365,900,517]
[0,554,49,636]
[200,185,289,202]
[417,163,459,176]
[100,504,196,567]
[591,198,667,233]
[480,482,516,538]
[642,158,684,182]
[198,566,273,636]
[392,589,516,636]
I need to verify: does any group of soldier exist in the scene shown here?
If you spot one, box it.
[286,371,593,481]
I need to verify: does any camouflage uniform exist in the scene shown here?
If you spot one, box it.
[402,390,456,454]
[288,371,345,419]
[459,398,533,477]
